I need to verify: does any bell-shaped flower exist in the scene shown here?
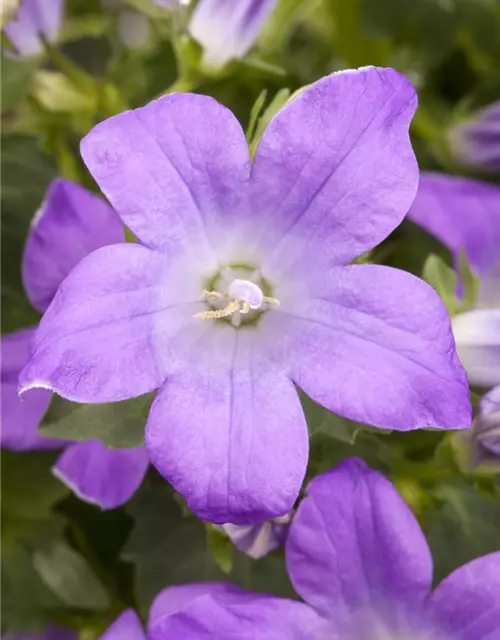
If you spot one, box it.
[449,101,500,172]
[4,0,64,57]
[1,179,148,509]
[97,459,500,639]
[20,67,471,524]
[188,0,278,68]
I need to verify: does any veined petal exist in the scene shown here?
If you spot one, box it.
[250,67,418,278]
[98,610,145,640]
[407,173,500,278]
[145,326,308,524]
[149,583,328,640]
[4,0,64,57]
[19,243,200,403]
[428,552,500,640]
[53,440,148,509]
[286,459,433,620]
[80,93,250,260]
[452,309,500,388]
[22,178,124,314]
[189,0,278,68]
[1,328,65,451]
[280,264,471,431]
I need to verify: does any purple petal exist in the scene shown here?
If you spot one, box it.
[222,512,291,559]
[53,440,148,509]
[145,327,308,524]
[148,583,328,640]
[407,173,500,278]
[19,243,188,402]
[286,459,433,620]
[279,264,471,431]
[250,67,418,279]
[98,610,145,640]
[80,93,250,258]
[452,309,500,388]
[428,552,500,640]
[4,0,64,57]
[474,386,500,457]
[189,0,278,68]
[22,178,124,314]
[1,328,65,451]
[450,101,500,171]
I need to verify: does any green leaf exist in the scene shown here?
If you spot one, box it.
[1,57,36,112]
[458,249,479,310]
[207,526,234,574]
[39,393,153,448]
[249,88,291,156]
[246,89,267,143]
[302,393,361,445]
[422,253,460,315]
[33,541,111,610]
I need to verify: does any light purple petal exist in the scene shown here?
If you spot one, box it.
[145,327,308,524]
[98,610,145,640]
[278,264,471,431]
[80,93,250,260]
[222,512,291,559]
[19,243,192,402]
[450,101,500,171]
[22,178,124,314]
[53,440,148,509]
[249,67,418,280]
[474,385,500,457]
[189,0,278,68]
[428,552,500,640]
[1,328,65,451]
[452,309,500,388]
[407,173,500,278]
[148,583,328,640]
[4,0,64,57]
[286,459,433,621]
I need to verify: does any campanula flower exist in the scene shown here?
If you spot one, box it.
[97,459,500,639]
[408,173,500,388]
[20,67,471,524]
[4,0,64,57]
[1,179,148,509]
[188,0,278,68]
[449,101,500,172]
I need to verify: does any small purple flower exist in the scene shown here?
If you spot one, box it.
[20,68,471,524]
[188,0,278,68]
[4,0,64,57]
[97,459,500,639]
[1,178,148,509]
[219,512,292,559]
[449,101,500,172]
[408,173,500,388]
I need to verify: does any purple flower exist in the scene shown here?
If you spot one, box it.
[218,512,292,559]
[449,101,500,172]
[188,0,278,68]
[20,68,471,524]
[98,459,500,639]
[4,0,64,57]
[3,625,76,640]
[408,173,500,388]
[1,178,148,509]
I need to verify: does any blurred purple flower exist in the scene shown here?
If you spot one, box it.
[3,625,76,640]
[4,0,64,57]
[450,101,500,172]
[20,67,471,524]
[98,459,500,639]
[188,0,278,68]
[1,178,148,509]
[408,173,500,389]
[219,512,292,559]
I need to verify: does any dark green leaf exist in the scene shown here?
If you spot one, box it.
[1,57,36,112]
[422,253,459,314]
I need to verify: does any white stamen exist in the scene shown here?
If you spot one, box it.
[227,279,264,309]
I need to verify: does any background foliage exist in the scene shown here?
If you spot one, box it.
[2,0,500,634]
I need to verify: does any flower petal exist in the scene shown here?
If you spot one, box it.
[80,93,250,259]
[450,101,500,172]
[145,326,308,524]
[1,328,65,451]
[407,173,500,278]
[53,440,148,509]
[189,0,278,68]
[98,610,145,640]
[452,309,500,388]
[286,459,433,619]
[4,0,64,57]
[22,178,124,314]
[428,552,500,640]
[281,264,471,431]
[148,583,327,640]
[250,66,418,277]
[19,243,198,402]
